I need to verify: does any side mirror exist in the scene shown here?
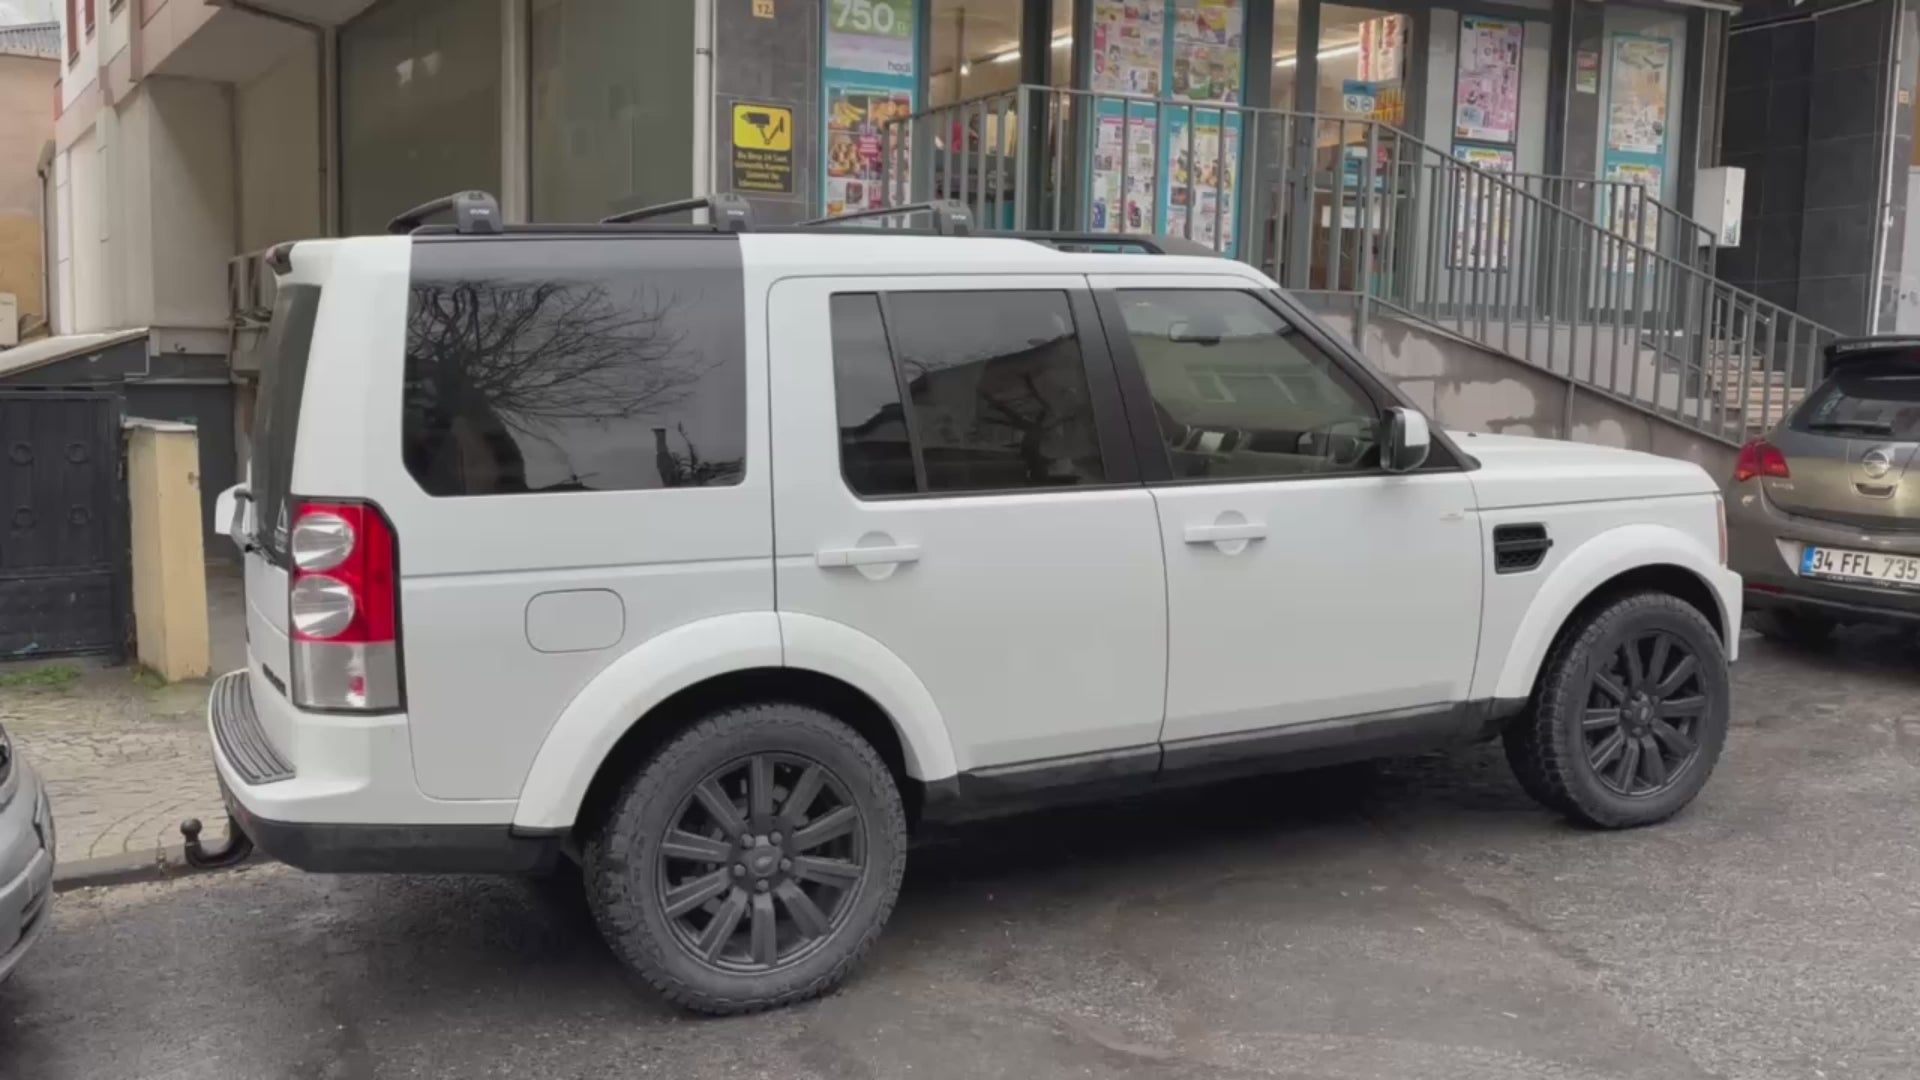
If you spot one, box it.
[214,484,252,552]
[1382,407,1431,473]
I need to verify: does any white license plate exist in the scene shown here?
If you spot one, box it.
[1800,546,1920,589]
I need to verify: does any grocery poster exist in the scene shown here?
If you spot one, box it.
[1453,15,1523,145]
[1091,0,1165,97]
[1451,144,1515,270]
[1602,161,1664,270]
[1171,0,1242,104]
[1163,109,1241,251]
[822,0,917,217]
[1090,102,1161,234]
[1357,15,1405,83]
[1606,34,1670,155]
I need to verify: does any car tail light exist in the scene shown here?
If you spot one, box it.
[288,500,402,711]
[1733,440,1790,483]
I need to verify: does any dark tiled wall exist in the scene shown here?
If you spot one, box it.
[1717,0,1896,334]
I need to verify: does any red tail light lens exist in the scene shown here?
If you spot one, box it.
[1733,440,1790,484]
[288,500,402,711]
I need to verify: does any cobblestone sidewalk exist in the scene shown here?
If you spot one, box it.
[4,664,227,872]
[3,562,242,882]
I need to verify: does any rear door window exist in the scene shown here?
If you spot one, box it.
[401,237,747,496]
[1794,363,1920,440]
[251,282,322,561]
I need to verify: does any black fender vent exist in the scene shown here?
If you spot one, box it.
[1493,524,1553,574]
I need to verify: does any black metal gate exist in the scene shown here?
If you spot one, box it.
[0,392,127,659]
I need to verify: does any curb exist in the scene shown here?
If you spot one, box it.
[52,845,272,893]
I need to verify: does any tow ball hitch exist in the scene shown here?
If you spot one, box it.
[180,815,256,869]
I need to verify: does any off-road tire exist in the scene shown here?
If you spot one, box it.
[1504,591,1729,829]
[584,702,907,1015]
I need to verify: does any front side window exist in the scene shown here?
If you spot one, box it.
[829,290,1107,496]
[401,238,746,496]
[1113,290,1382,480]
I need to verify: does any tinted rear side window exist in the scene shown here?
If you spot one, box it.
[252,282,322,558]
[829,290,1107,496]
[1793,362,1920,440]
[402,237,746,496]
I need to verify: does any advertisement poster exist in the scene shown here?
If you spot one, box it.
[1607,34,1671,154]
[1575,49,1600,95]
[1454,15,1523,145]
[1092,0,1165,96]
[1451,144,1515,270]
[1358,15,1405,82]
[1163,109,1241,250]
[1091,103,1161,233]
[1602,161,1663,269]
[1172,0,1243,104]
[822,0,916,216]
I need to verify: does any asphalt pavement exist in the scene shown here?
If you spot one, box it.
[4,629,1918,1080]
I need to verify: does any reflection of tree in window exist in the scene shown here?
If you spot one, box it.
[403,279,743,494]
[887,292,1104,492]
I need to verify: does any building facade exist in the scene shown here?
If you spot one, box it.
[36,0,1762,483]
[0,20,57,344]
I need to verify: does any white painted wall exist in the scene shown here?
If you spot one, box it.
[67,127,103,331]
[52,146,70,332]
[1897,166,1920,332]
[145,77,234,327]
[237,39,322,252]
[58,3,98,112]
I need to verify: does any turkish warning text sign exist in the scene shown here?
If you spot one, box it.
[731,103,794,195]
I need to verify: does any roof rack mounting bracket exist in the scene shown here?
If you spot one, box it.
[800,200,973,236]
[600,194,753,231]
[387,190,504,236]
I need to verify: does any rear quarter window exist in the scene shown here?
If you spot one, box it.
[252,282,322,557]
[401,236,747,496]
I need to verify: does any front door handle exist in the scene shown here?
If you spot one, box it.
[816,543,922,568]
[1183,521,1268,544]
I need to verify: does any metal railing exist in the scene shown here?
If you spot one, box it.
[878,85,1834,446]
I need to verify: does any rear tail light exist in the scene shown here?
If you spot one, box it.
[1733,440,1790,483]
[288,500,402,711]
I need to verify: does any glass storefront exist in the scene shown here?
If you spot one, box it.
[339,0,502,235]
[530,0,694,221]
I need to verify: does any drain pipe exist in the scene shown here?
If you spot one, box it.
[691,0,715,222]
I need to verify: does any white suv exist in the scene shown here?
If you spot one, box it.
[208,193,1740,1014]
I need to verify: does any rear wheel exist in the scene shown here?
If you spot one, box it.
[1505,591,1729,829]
[1755,608,1837,648]
[584,702,907,1014]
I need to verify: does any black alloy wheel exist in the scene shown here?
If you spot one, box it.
[657,753,868,974]
[1579,630,1707,798]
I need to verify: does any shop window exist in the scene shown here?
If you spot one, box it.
[928,0,1074,108]
[529,0,694,222]
[339,0,502,236]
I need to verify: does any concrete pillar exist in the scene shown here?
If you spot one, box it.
[126,418,210,683]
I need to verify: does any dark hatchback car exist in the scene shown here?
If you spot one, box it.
[1726,335,1920,642]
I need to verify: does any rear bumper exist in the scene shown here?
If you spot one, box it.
[0,763,55,982]
[1726,485,1920,625]
[208,669,558,874]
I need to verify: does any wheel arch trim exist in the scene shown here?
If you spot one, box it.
[1490,524,1739,702]
[511,612,959,831]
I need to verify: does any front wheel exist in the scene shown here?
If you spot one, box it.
[1504,591,1730,829]
[584,702,907,1014]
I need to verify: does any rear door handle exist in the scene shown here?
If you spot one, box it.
[816,543,922,568]
[1183,522,1268,544]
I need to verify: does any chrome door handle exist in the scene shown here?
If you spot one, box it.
[1183,522,1268,544]
[816,543,922,568]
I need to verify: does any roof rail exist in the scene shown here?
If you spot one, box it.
[387,191,503,236]
[601,194,753,231]
[1007,232,1222,257]
[800,201,973,236]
